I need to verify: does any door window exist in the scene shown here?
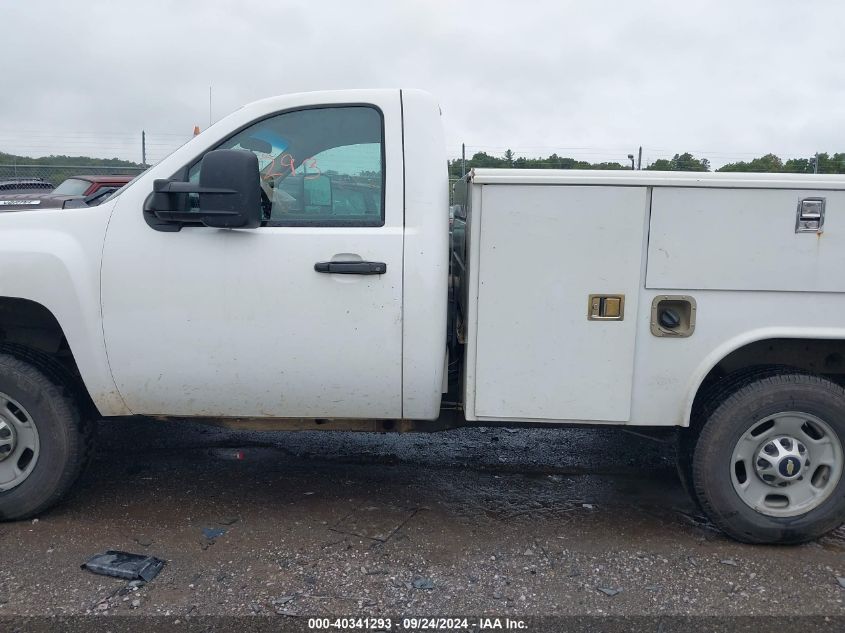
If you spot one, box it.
[188,106,384,227]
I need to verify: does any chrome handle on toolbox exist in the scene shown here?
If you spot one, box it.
[796,197,825,233]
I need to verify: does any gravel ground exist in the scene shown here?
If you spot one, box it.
[0,419,843,626]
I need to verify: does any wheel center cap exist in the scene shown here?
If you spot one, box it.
[0,416,16,462]
[755,435,806,486]
[778,455,802,479]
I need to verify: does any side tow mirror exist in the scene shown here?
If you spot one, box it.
[144,149,262,230]
[198,149,261,228]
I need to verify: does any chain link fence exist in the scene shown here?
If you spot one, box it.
[0,164,147,189]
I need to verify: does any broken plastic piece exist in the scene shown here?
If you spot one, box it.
[82,551,165,582]
[202,527,226,540]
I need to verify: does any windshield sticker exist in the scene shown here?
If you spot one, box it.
[262,154,322,181]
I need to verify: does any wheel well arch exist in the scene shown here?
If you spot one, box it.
[0,296,98,417]
[684,330,845,426]
[0,297,66,352]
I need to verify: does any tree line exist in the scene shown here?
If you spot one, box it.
[0,150,143,169]
[449,150,845,178]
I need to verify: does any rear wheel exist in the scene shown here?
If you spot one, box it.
[0,354,91,520]
[692,372,845,544]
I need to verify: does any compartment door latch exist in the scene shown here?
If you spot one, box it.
[588,294,625,321]
[796,197,825,233]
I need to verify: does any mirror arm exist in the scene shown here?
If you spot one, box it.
[153,179,238,195]
[147,179,242,226]
[152,209,240,223]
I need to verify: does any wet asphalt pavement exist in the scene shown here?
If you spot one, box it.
[0,419,844,622]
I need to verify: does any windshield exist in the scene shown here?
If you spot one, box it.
[52,178,91,196]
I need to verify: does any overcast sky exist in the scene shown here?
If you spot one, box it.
[1,0,844,167]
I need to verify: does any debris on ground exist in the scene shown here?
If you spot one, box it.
[202,527,227,540]
[720,559,738,567]
[412,577,435,590]
[597,587,622,597]
[217,517,239,526]
[81,551,165,582]
[272,596,297,616]
[837,576,845,589]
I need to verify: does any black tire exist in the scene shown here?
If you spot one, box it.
[674,433,698,508]
[692,371,845,544]
[678,365,796,508]
[0,353,92,520]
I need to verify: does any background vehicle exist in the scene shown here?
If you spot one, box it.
[50,175,134,197]
[0,178,53,194]
[0,175,132,211]
[0,89,844,545]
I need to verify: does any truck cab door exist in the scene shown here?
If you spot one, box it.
[101,94,404,418]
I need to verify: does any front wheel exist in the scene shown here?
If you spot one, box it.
[0,354,91,520]
[692,372,845,544]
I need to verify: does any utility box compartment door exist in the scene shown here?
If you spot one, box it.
[472,185,648,422]
[647,188,845,292]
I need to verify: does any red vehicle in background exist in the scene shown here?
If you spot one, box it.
[0,174,136,211]
[51,175,135,197]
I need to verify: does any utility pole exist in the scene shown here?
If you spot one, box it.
[141,131,146,166]
[814,152,819,174]
[637,146,642,170]
[627,154,635,170]
[461,143,466,178]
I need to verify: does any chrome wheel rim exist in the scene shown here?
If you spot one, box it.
[0,392,40,492]
[731,412,843,517]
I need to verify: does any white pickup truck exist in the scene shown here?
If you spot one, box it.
[1,89,844,544]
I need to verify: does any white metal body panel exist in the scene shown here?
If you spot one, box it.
[102,89,407,418]
[647,188,845,292]
[400,90,448,419]
[0,201,130,415]
[465,184,648,422]
[629,290,845,427]
[461,172,845,428]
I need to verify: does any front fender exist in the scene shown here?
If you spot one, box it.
[0,202,130,415]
